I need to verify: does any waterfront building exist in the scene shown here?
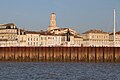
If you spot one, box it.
[82,29,109,47]
[0,13,119,47]
[74,36,83,46]
[47,13,82,46]
[25,31,40,46]
[0,23,18,46]
[17,29,27,46]
[109,31,120,47]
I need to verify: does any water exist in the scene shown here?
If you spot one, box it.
[0,62,120,80]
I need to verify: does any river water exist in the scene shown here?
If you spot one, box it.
[0,62,120,80]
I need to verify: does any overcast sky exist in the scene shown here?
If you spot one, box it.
[0,0,120,33]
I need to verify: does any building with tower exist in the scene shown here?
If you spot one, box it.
[0,13,83,47]
[0,12,119,47]
[47,13,83,46]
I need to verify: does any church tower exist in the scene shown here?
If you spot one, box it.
[48,13,58,31]
[50,13,56,27]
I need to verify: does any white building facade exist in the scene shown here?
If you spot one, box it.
[0,13,120,47]
[109,31,120,47]
[83,29,110,47]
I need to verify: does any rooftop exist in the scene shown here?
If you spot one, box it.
[110,31,120,35]
[0,23,16,27]
[83,29,108,34]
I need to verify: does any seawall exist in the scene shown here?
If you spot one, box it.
[0,47,120,62]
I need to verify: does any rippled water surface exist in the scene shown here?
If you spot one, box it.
[0,62,120,80]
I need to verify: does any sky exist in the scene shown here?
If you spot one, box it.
[0,0,120,33]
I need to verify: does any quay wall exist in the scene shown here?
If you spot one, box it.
[0,47,120,62]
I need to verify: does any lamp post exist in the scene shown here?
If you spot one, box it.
[113,9,116,47]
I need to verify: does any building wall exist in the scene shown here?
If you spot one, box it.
[40,35,62,46]
[0,28,18,47]
[74,37,83,46]
[83,33,109,47]
[26,34,40,46]
[1,23,120,47]
[109,34,120,47]
[39,35,47,46]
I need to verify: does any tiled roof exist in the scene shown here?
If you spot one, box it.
[110,31,120,35]
[49,28,68,31]
[25,30,75,36]
[83,29,108,34]
[116,31,120,34]
[25,31,42,34]
[74,35,83,38]
[25,30,54,35]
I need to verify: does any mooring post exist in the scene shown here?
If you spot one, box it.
[12,47,14,61]
[69,47,71,62]
[45,47,48,62]
[20,47,22,62]
[95,47,97,63]
[113,47,115,62]
[28,47,30,62]
[38,47,40,62]
[4,47,6,61]
[37,47,39,62]
[102,47,104,62]
[76,47,79,62]
[14,47,17,61]
[39,47,42,62]
[1,47,3,60]
[77,47,79,62]
[52,47,54,62]
[44,47,46,62]
[87,47,89,62]
[61,47,64,62]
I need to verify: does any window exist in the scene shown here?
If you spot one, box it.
[45,37,47,40]
[36,42,38,45]
[36,38,38,41]
[22,37,23,41]
[97,36,98,38]
[41,37,43,40]
[28,42,29,45]
[34,38,35,41]
[28,38,29,41]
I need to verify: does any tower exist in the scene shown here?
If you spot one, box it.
[50,13,56,27]
[48,13,57,31]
